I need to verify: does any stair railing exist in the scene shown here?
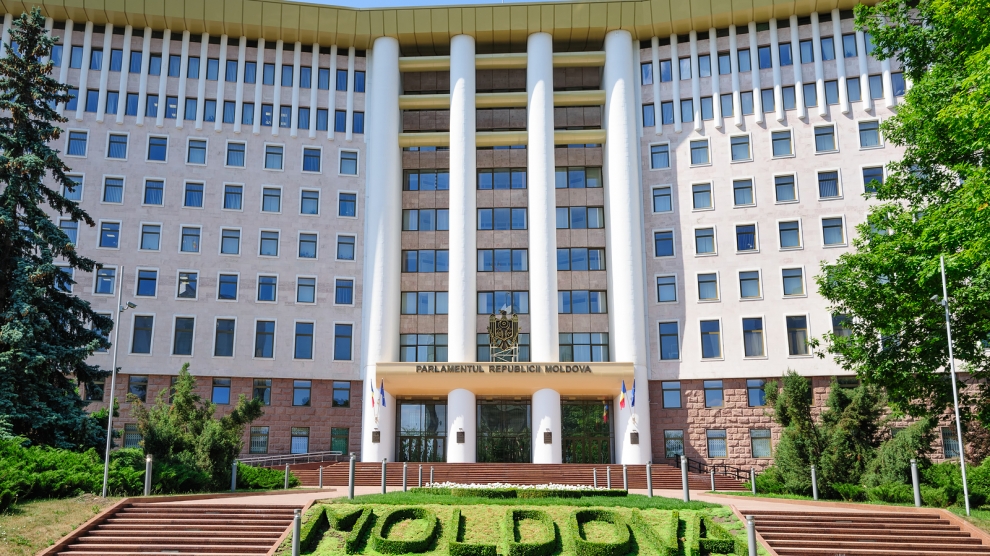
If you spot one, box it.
[673,455,750,482]
[238,450,344,468]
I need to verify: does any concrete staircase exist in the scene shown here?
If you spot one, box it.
[285,461,747,491]
[54,502,300,555]
[751,510,990,555]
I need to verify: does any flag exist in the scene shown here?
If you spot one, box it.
[602,402,608,423]
[369,382,375,408]
[619,380,627,409]
[379,379,386,408]
[631,379,636,408]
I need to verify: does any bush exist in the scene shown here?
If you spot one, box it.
[517,489,583,499]
[568,509,631,556]
[235,463,300,490]
[503,509,556,556]
[410,487,451,496]
[866,482,914,504]
[343,508,374,554]
[628,509,677,556]
[700,516,740,555]
[448,508,497,556]
[682,512,701,556]
[298,506,329,552]
[862,418,936,488]
[753,467,787,494]
[451,487,517,499]
[921,485,952,507]
[833,483,866,502]
[371,507,439,554]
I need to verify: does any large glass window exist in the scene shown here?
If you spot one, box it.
[700,322,722,359]
[659,323,679,360]
[751,429,772,458]
[657,276,676,303]
[739,271,761,299]
[654,231,674,257]
[730,135,751,161]
[477,249,527,272]
[664,430,684,458]
[253,379,272,405]
[131,316,154,354]
[787,315,810,355]
[695,228,715,255]
[218,274,238,300]
[698,273,718,301]
[815,126,837,152]
[707,430,728,458]
[733,180,754,206]
[554,167,600,189]
[102,177,123,203]
[653,186,671,212]
[736,224,757,251]
[782,268,805,296]
[214,319,235,357]
[823,218,845,246]
[748,379,767,407]
[556,248,605,271]
[293,379,312,405]
[859,120,881,148]
[559,333,609,362]
[399,333,447,362]
[692,183,712,209]
[254,321,275,358]
[403,209,450,231]
[775,175,796,202]
[650,145,670,169]
[771,130,792,157]
[704,380,724,407]
[743,318,765,357]
[818,171,840,198]
[557,291,607,314]
[334,324,353,360]
[477,291,529,314]
[779,221,801,249]
[661,381,680,408]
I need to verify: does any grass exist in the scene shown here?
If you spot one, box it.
[0,494,121,556]
[330,491,718,510]
[948,506,990,534]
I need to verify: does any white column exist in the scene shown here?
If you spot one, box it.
[729,25,742,127]
[233,36,246,133]
[527,32,559,362]
[650,37,661,135]
[155,29,170,128]
[308,43,319,138]
[709,28,722,129]
[856,30,872,112]
[327,44,338,140]
[95,23,112,122]
[56,20,73,98]
[447,389,476,463]
[114,25,132,125]
[790,16,806,120]
[603,30,652,465]
[74,21,93,121]
[881,57,895,108]
[688,31,701,131]
[43,18,53,59]
[447,34,477,363]
[748,22,763,124]
[833,10,850,114]
[252,38,264,134]
[290,41,301,136]
[532,388,561,464]
[811,13,826,117]
[360,36,402,463]
[272,39,283,136]
[214,34,228,132]
[175,30,190,127]
[194,33,208,129]
[769,19,784,122]
[669,34,681,132]
[1,13,12,48]
[345,46,355,140]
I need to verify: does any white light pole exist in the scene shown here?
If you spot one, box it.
[101,266,135,498]
[939,255,971,516]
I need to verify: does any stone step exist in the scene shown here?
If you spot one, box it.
[128,503,296,510]
[748,510,943,518]
[105,517,294,526]
[770,540,990,551]
[759,532,980,543]
[116,510,297,519]
[87,529,283,537]
[60,553,271,556]
[94,524,288,532]
[62,544,273,553]
[773,549,990,556]
[757,526,963,536]
[77,536,279,545]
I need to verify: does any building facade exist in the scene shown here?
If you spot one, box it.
[27,0,957,468]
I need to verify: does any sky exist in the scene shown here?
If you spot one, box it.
[291,0,555,8]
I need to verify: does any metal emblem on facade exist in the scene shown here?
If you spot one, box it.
[488,309,520,362]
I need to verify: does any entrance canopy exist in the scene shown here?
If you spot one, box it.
[376,362,634,397]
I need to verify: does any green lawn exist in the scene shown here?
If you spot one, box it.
[948,507,990,534]
[0,494,121,556]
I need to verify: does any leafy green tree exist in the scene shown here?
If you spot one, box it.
[0,9,111,449]
[132,363,264,490]
[816,0,990,425]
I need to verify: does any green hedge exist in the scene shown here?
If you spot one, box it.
[408,486,626,499]
[410,486,452,496]
[700,516,742,555]
[517,489,583,499]
[236,463,300,490]
[503,508,556,556]
[628,509,677,556]
[568,509,631,556]
[344,508,374,554]
[329,507,365,531]
[298,506,329,552]
[683,513,701,556]
[451,487,518,499]
[448,508,498,556]
[371,507,439,554]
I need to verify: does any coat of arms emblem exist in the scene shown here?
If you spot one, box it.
[488,309,519,362]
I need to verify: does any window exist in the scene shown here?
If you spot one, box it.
[690,140,709,165]
[299,66,312,88]
[218,274,238,300]
[779,42,793,66]
[800,83,817,108]
[185,140,207,165]
[659,323,680,360]
[297,277,316,303]
[222,101,235,123]
[290,428,310,454]
[241,61,256,84]
[334,110,346,132]
[557,206,604,229]
[125,93,139,116]
[241,102,254,125]
[65,88,78,111]
[264,145,283,170]
[173,317,194,355]
[224,184,243,210]
[775,175,796,202]
[136,224,161,253]
[136,270,157,297]
[334,279,354,305]
[736,224,757,251]
[695,228,715,255]
[869,74,884,100]
[642,104,655,127]
[477,208,524,231]
[822,217,845,246]
[55,266,73,292]
[477,249,528,272]
[295,190,319,215]
[698,54,711,77]
[251,379,272,406]
[102,177,124,203]
[85,379,104,402]
[815,126,836,152]
[147,136,167,161]
[353,112,365,134]
[743,318,765,357]
[406,170,452,191]
[69,45,83,68]
[824,80,839,105]
[942,427,960,459]
[145,94,159,117]
[202,99,217,122]
[653,187,672,212]
[278,106,291,128]
[782,86,796,110]
[739,270,761,299]
[183,98,197,121]
[403,334,449,362]
[257,276,277,302]
[654,231,674,257]
[131,316,154,354]
[558,291,607,314]
[640,62,653,84]
[704,380,724,407]
[214,319,235,357]
[327,383,350,410]
[147,53,161,75]
[220,229,240,255]
[761,88,775,113]
[279,65,292,87]
[818,171,840,198]
[733,180,754,206]
[748,379,767,406]
[698,273,718,301]
[863,167,884,194]
[401,250,449,273]
[254,320,275,358]
[67,131,87,156]
[664,430,684,458]
[340,151,358,175]
[659,59,672,82]
[771,130,792,157]
[262,188,281,212]
[160,95,176,118]
[128,375,148,402]
[99,222,120,248]
[186,56,200,78]
[89,48,103,70]
[787,315,810,355]
[701,322,722,359]
[479,167,527,190]
[107,134,127,159]
[316,109,329,131]
[700,96,714,120]
[750,429,772,458]
[859,121,881,148]
[51,45,64,67]
[180,227,200,252]
[730,135,751,161]
[60,220,78,245]
[121,423,142,448]
[680,99,693,123]
[740,91,754,115]
[337,236,356,260]
[250,426,269,454]
[334,324,353,360]
[660,101,674,124]
[404,209,450,231]
[291,380,313,408]
[847,77,862,102]
[177,272,198,299]
[95,268,115,295]
[832,314,852,338]
[754,45,770,69]
[183,182,204,208]
[298,233,318,259]
[738,48,751,72]
[559,333,609,362]
[225,142,245,167]
[295,323,315,360]
[331,428,349,453]
[300,147,322,172]
[782,268,805,296]
[692,183,712,210]
[891,72,906,97]
[679,57,691,79]
[650,144,670,169]
[557,248,606,271]
[778,220,802,249]
[718,52,731,74]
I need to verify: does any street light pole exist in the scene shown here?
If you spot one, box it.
[940,255,971,516]
[101,266,128,498]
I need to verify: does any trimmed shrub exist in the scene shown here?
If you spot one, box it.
[235,463,300,490]
[344,508,374,554]
[568,509,631,556]
[451,487,517,499]
[583,489,628,497]
[372,507,439,554]
[410,487,452,496]
[752,467,787,494]
[866,482,914,504]
[503,508,556,556]
[921,485,952,508]
[329,507,365,531]
[629,509,677,556]
[682,512,702,556]
[700,516,741,555]
[448,508,498,556]
[833,483,867,502]
[298,506,328,552]
[517,489,583,499]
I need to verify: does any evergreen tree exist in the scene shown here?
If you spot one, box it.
[0,9,112,449]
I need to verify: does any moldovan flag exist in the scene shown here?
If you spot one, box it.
[619,380,627,409]
[631,379,636,408]
[602,402,608,423]
[369,382,375,408]
[379,380,387,408]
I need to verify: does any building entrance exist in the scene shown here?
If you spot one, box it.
[561,400,613,464]
[477,399,531,463]
[396,401,446,462]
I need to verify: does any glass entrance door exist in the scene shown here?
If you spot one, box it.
[396,401,446,462]
[477,399,531,463]
[561,400,613,464]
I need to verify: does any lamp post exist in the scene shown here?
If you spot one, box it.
[938,255,971,516]
[101,267,135,498]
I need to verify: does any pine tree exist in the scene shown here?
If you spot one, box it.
[0,9,112,449]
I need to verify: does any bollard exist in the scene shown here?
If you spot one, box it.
[144,455,153,496]
[607,466,612,489]
[746,515,757,556]
[285,463,290,490]
[710,468,716,492]
[622,465,628,490]
[381,458,388,494]
[430,466,434,485]
[811,465,819,501]
[750,467,756,495]
[292,508,301,556]
[646,463,653,498]
[681,456,690,502]
[231,460,238,492]
[593,468,597,488]
[911,459,921,507]
[319,466,323,489]
[403,462,408,492]
[418,464,423,487]
[348,453,356,500]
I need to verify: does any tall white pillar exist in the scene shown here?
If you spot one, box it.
[603,30,652,465]
[115,25,132,125]
[94,23,112,122]
[360,36,402,463]
[791,16,807,120]
[74,21,93,121]
[447,389,476,463]
[748,22,763,124]
[708,28,722,129]
[769,19,784,123]
[669,34,681,132]
[833,10,851,114]
[532,388,561,464]
[811,13,827,118]
[154,29,171,128]
[728,25,742,128]
[526,32,559,362]
[447,34,477,363]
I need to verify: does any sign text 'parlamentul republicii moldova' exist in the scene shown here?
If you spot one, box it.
[415,364,593,373]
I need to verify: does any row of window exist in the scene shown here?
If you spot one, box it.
[653,217,851,258]
[401,207,605,231]
[398,288,606,315]
[656,313,841,361]
[655,267,817,305]
[401,167,602,191]
[64,132,360,174]
[663,428,772,459]
[124,422,349,454]
[397,332,608,363]
[98,375,351,408]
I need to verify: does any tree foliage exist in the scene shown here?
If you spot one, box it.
[816,0,990,424]
[0,9,111,450]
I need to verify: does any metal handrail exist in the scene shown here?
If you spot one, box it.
[673,455,750,481]
[238,450,345,468]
